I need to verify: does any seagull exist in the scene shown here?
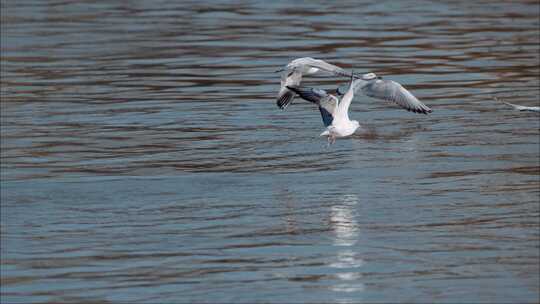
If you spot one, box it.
[287,74,360,145]
[276,57,353,110]
[348,73,432,114]
[495,97,540,112]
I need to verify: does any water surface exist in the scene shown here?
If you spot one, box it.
[1,0,539,303]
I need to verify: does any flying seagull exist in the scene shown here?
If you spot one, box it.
[287,74,360,144]
[276,57,353,110]
[495,97,540,112]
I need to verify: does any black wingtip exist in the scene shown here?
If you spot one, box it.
[277,90,295,109]
[408,105,432,114]
[408,107,432,115]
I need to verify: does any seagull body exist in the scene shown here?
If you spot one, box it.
[288,76,360,144]
[496,98,540,112]
[276,57,352,109]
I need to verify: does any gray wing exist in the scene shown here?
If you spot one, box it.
[305,58,352,77]
[287,86,338,127]
[496,98,540,112]
[286,86,329,104]
[505,103,540,112]
[277,70,302,109]
[317,98,337,127]
[361,79,432,114]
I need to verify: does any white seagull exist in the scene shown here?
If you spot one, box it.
[276,57,353,109]
[287,74,360,144]
[495,97,540,112]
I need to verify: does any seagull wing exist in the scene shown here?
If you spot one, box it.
[286,86,328,104]
[277,70,302,109]
[318,96,338,127]
[305,58,351,77]
[287,86,338,127]
[361,79,432,114]
[496,97,540,112]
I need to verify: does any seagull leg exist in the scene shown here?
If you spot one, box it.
[327,135,336,146]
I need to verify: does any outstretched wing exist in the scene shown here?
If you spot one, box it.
[304,58,351,77]
[286,57,351,77]
[276,70,302,109]
[287,85,338,127]
[361,79,432,114]
[495,97,540,112]
[286,86,328,104]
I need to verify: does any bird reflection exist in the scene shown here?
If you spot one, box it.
[329,194,365,298]
[331,194,361,247]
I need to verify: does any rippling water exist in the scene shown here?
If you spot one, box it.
[1,0,539,303]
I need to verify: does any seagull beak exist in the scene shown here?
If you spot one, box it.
[275,68,284,73]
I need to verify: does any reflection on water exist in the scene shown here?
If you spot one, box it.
[330,194,365,300]
[331,195,361,247]
[1,0,539,303]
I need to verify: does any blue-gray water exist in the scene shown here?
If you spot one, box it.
[1,0,539,303]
